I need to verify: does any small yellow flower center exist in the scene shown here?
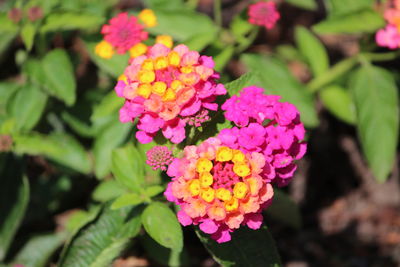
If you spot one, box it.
[216,188,232,201]
[199,172,213,188]
[129,43,148,58]
[233,182,249,199]
[200,187,215,202]
[196,158,213,173]
[216,146,233,162]
[233,163,251,177]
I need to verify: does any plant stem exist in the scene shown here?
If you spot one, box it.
[187,0,199,9]
[213,0,222,29]
[362,51,400,62]
[307,51,400,93]
[236,27,259,54]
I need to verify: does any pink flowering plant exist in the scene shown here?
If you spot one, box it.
[2,0,400,266]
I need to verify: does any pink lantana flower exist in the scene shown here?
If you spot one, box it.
[101,12,148,54]
[146,146,174,171]
[248,1,280,30]
[115,43,226,144]
[165,137,274,243]
[220,86,307,187]
[376,24,400,49]
[376,0,400,49]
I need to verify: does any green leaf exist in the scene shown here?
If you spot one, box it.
[148,9,218,41]
[12,232,67,267]
[214,45,235,72]
[91,91,124,122]
[40,12,104,33]
[286,0,317,10]
[313,8,384,34]
[196,226,281,267]
[142,202,183,251]
[142,234,189,267]
[42,49,76,106]
[111,193,143,210]
[184,32,217,52]
[11,84,48,132]
[350,65,399,182]
[143,0,185,10]
[266,189,302,229]
[13,132,91,174]
[0,14,18,58]
[0,155,30,261]
[0,31,17,59]
[65,210,99,233]
[61,112,95,138]
[224,72,259,96]
[93,120,132,178]
[59,204,141,267]
[319,84,356,124]
[21,23,36,51]
[230,12,254,39]
[295,26,329,77]
[325,0,374,17]
[144,185,164,198]
[92,180,127,203]
[276,45,304,62]
[241,54,319,127]
[111,144,145,193]
[0,14,19,32]
[83,40,129,78]
[0,82,19,118]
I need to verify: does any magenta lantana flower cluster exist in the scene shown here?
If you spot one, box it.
[219,86,307,187]
[248,1,280,30]
[101,12,148,54]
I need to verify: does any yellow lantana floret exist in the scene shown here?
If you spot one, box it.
[152,81,167,95]
[168,52,181,66]
[156,35,173,48]
[129,43,147,58]
[225,197,239,212]
[118,74,128,83]
[233,182,249,199]
[233,163,251,177]
[162,88,176,102]
[138,70,155,83]
[199,172,213,187]
[170,80,183,91]
[138,9,157,27]
[232,150,246,163]
[142,59,154,71]
[181,66,193,74]
[155,56,168,70]
[137,84,152,99]
[201,187,215,202]
[216,146,233,162]
[196,158,213,173]
[95,40,114,59]
[189,179,201,196]
[216,188,232,201]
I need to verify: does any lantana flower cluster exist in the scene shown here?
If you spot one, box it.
[376,0,400,49]
[165,138,274,243]
[219,86,306,187]
[163,86,307,243]
[115,43,226,144]
[95,10,157,59]
[248,1,280,30]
